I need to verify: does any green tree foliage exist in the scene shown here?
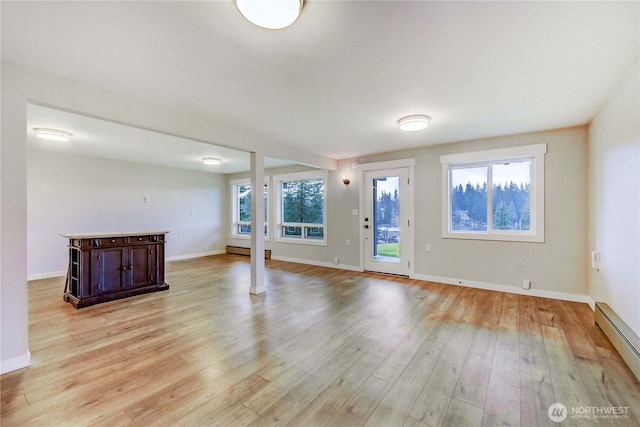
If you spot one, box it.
[493,202,511,229]
[521,205,531,230]
[374,188,400,244]
[238,184,268,222]
[452,181,530,231]
[492,181,530,230]
[376,189,399,226]
[238,185,251,221]
[282,178,324,224]
[452,182,488,230]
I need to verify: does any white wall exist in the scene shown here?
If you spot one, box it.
[589,61,640,336]
[1,62,30,374]
[27,148,227,278]
[1,61,334,374]
[227,127,590,300]
[358,127,589,298]
[227,163,362,269]
[0,57,607,374]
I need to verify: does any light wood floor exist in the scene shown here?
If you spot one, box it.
[2,255,639,427]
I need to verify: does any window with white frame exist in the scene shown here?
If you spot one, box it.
[274,170,327,245]
[230,178,268,238]
[441,143,546,242]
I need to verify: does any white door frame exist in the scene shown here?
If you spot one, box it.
[358,158,415,277]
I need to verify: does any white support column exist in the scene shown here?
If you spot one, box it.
[1,63,31,373]
[249,151,266,295]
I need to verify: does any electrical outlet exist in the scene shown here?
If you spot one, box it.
[425,244,432,252]
[522,279,531,290]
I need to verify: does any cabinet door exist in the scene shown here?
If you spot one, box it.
[128,245,154,288]
[94,247,127,294]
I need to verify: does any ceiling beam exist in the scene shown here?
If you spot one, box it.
[16,62,337,171]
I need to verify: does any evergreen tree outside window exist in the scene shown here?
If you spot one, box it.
[441,144,546,242]
[230,179,268,238]
[274,170,327,245]
[492,161,531,230]
[451,166,488,231]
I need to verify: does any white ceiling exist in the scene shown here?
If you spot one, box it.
[26,104,295,174]
[3,1,639,172]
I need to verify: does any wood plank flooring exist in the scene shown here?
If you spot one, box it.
[2,254,639,426]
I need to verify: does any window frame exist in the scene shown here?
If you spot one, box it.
[230,177,269,240]
[274,170,328,246]
[440,143,546,242]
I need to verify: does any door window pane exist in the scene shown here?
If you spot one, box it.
[373,176,400,259]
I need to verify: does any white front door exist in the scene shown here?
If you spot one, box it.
[363,167,411,276]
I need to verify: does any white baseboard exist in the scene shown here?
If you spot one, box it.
[412,273,594,306]
[27,254,594,308]
[28,270,66,281]
[270,255,362,272]
[595,303,640,381]
[28,251,227,281]
[265,258,594,307]
[164,250,227,262]
[1,351,31,375]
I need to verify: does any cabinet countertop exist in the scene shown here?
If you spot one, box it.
[61,231,169,239]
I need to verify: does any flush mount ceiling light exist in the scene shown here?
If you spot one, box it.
[397,115,431,132]
[202,157,222,166]
[235,0,303,30]
[33,128,72,142]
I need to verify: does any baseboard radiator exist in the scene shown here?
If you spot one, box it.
[225,245,272,260]
[594,302,640,381]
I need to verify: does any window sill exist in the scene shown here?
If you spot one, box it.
[274,237,327,246]
[230,234,270,241]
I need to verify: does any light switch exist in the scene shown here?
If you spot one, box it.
[592,251,601,270]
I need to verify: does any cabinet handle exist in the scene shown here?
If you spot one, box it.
[128,265,133,270]
[122,266,128,271]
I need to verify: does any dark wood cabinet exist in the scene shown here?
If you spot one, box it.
[62,231,170,308]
